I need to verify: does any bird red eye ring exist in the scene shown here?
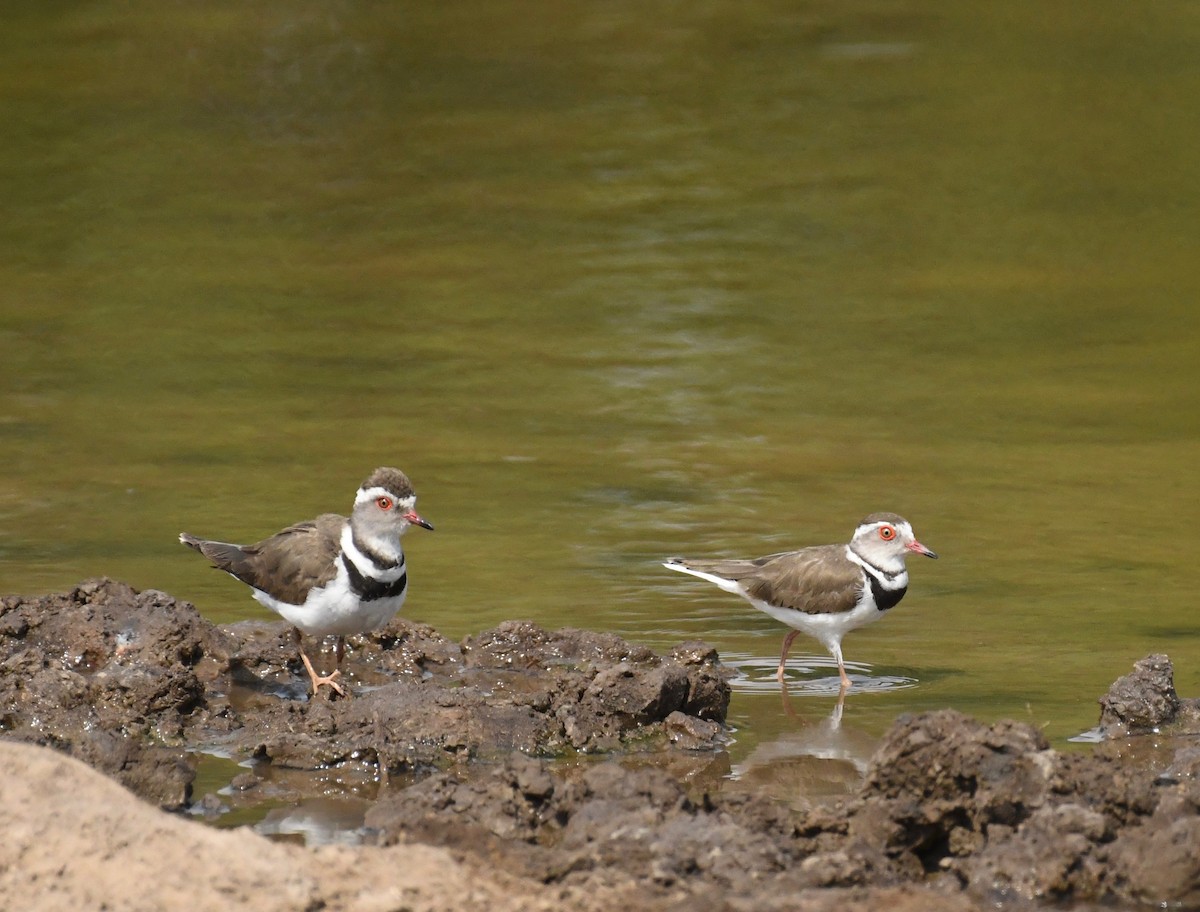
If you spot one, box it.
[376,496,393,510]
[879,525,896,540]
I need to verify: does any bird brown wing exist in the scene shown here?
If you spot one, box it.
[685,544,865,615]
[183,514,346,606]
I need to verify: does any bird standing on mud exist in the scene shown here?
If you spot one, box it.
[180,466,433,696]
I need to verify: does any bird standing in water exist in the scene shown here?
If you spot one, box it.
[664,513,937,689]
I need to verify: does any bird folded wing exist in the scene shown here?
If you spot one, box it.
[742,545,864,615]
[235,514,345,605]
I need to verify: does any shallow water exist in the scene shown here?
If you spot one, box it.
[3,0,1200,810]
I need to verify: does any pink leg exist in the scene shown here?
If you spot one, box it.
[776,630,801,681]
[293,628,346,697]
[300,649,346,697]
[832,642,852,689]
[837,664,852,689]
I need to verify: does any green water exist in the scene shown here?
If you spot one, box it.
[3,1,1200,784]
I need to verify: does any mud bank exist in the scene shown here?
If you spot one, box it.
[0,578,729,809]
[4,580,1200,911]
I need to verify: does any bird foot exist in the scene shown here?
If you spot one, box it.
[300,652,347,698]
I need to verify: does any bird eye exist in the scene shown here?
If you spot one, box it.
[879,525,896,541]
[376,496,393,510]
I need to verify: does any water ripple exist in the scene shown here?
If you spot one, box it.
[723,653,918,696]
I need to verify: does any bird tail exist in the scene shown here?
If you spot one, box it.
[664,555,764,581]
[662,557,753,597]
[178,533,250,574]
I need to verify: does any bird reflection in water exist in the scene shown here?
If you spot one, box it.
[728,668,911,806]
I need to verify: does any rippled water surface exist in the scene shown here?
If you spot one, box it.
[4,1,1200,802]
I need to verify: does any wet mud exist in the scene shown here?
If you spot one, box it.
[0,578,729,807]
[4,579,1200,911]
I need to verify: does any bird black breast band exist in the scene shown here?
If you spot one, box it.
[864,571,907,612]
[341,553,407,601]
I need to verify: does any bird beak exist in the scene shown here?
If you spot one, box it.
[906,539,937,559]
[405,511,435,531]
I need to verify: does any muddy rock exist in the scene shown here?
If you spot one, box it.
[366,754,800,895]
[9,582,1200,911]
[955,802,1109,902]
[843,711,1058,874]
[1098,653,1179,735]
[1108,787,1200,906]
[0,731,989,912]
[360,676,1200,910]
[785,681,1200,907]
[236,621,731,777]
[0,578,231,806]
[0,579,731,805]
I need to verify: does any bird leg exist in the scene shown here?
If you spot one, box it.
[775,630,801,682]
[293,629,346,697]
[777,632,855,690]
[831,642,852,690]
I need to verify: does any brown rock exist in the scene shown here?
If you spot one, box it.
[0,580,731,800]
[11,583,1200,912]
[1098,653,1179,735]
[1108,786,1200,905]
[959,803,1109,902]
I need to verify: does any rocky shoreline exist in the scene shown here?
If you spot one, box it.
[3,579,1199,910]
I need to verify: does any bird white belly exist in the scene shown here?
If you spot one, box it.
[250,564,407,637]
[750,596,883,653]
